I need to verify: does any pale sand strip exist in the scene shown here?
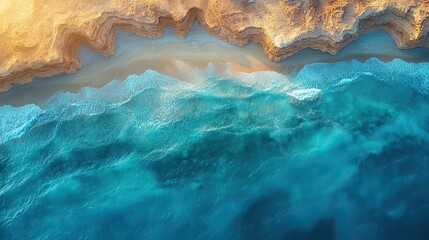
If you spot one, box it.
[1,24,428,106]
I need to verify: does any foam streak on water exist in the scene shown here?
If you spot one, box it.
[1,58,429,239]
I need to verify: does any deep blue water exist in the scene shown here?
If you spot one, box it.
[1,58,429,239]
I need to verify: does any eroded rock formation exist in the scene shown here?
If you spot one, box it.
[0,0,429,91]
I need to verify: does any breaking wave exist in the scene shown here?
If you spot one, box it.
[1,58,429,239]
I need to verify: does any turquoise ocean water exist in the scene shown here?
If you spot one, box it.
[1,58,429,239]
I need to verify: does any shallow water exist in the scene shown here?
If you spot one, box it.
[1,24,429,107]
[1,58,429,239]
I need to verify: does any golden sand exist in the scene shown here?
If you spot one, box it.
[1,25,428,106]
[0,0,429,91]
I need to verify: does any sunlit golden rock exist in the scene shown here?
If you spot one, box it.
[0,0,428,91]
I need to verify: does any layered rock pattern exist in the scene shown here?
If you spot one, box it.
[0,0,428,91]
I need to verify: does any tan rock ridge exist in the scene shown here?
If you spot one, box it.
[0,0,429,92]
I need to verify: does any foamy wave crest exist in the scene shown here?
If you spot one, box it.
[296,58,429,93]
[1,58,429,239]
[0,104,43,142]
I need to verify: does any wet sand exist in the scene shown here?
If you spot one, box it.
[1,24,429,106]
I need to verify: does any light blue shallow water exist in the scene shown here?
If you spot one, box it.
[1,58,429,239]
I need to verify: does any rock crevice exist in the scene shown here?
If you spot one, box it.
[0,0,428,91]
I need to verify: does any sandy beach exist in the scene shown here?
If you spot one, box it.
[1,24,429,106]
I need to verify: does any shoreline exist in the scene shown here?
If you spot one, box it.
[1,25,429,107]
[1,1,429,92]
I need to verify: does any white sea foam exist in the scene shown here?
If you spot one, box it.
[1,58,429,143]
[0,104,43,142]
[287,88,322,101]
[297,58,429,94]
[1,59,429,239]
